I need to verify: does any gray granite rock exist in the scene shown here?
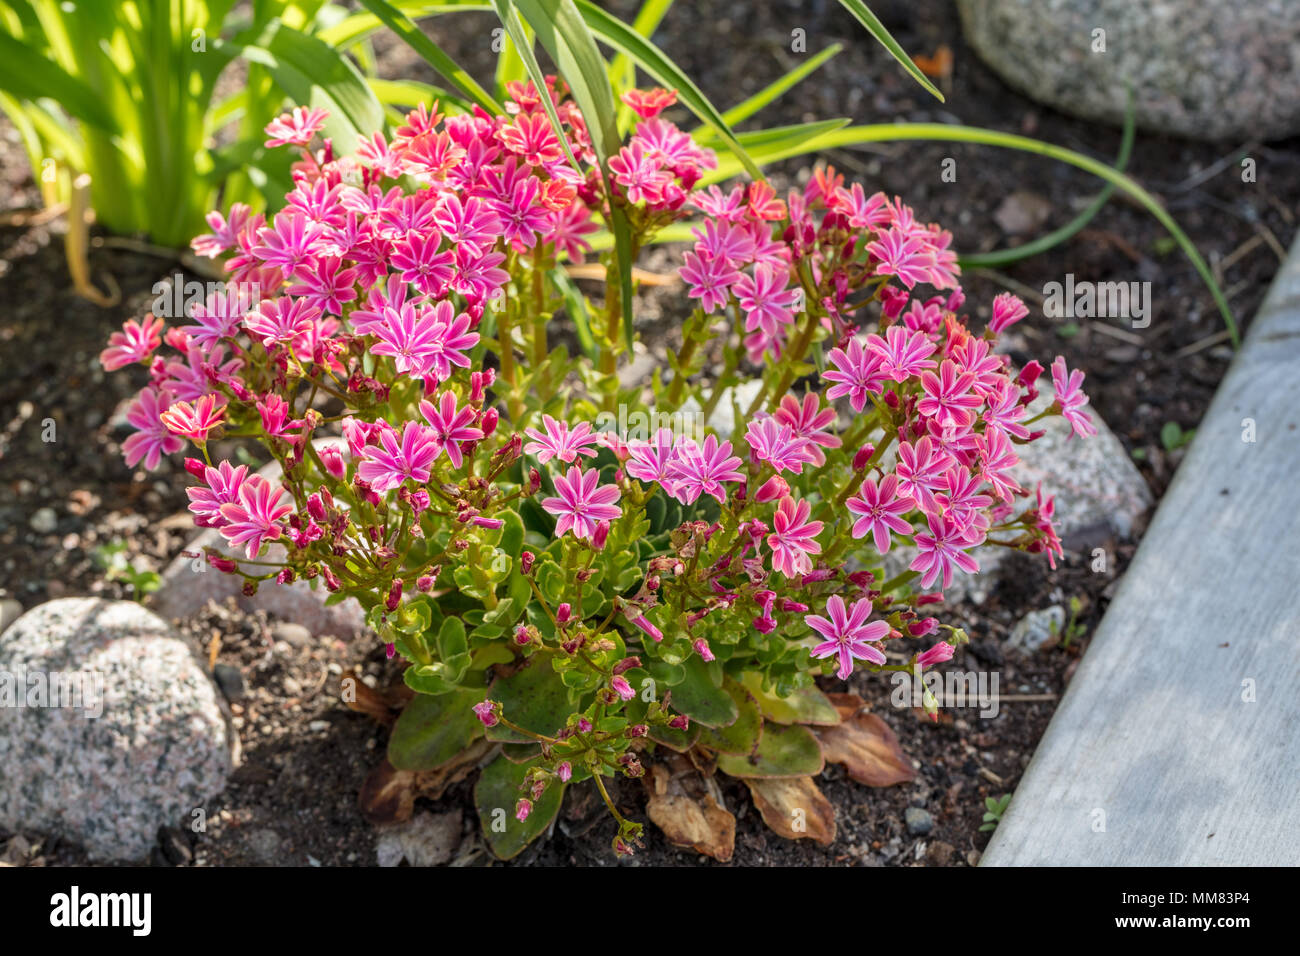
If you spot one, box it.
[0,598,232,861]
[957,0,1300,141]
[883,381,1152,604]
[1007,605,1066,654]
[150,444,366,640]
[376,810,463,867]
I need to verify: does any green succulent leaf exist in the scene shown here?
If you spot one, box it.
[716,722,825,778]
[696,677,763,755]
[485,655,576,743]
[739,672,840,726]
[475,753,565,859]
[388,686,486,771]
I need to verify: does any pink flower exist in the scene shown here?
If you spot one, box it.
[745,417,817,474]
[824,337,887,413]
[252,210,323,278]
[101,314,164,371]
[910,513,981,589]
[865,226,936,289]
[160,394,226,443]
[918,360,982,430]
[895,436,950,513]
[667,435,744,505]
[543,466,622,541]
[610,675,635,701]
[679,251,740,315]
[419,392,484,468]
[772,392,841,465]
[244,296,319,347]
[846,474,914,553]
[625,427,680,489]
[866,325,938,382]
[218,477,293,558]
[734,263,798,337]
[767,496,823,578]
[122,387,184,470]
[609,141,671,205]
[264,106,328,148]
[371,299,478,382]
[515,798,533,822]
[807,595,890,680]
[191,204,250,258]
[357,422,439,492]
[186,460,250,526]
[989,292,1028,334]
[1051,356,1097,439]
[181,288,253,350]
[523,414,601,465]
[915,642,955,668]
[472,700,500,728]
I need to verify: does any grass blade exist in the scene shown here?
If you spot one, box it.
[834,0,943,102]
[720,43,843,125]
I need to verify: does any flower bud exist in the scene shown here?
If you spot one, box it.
[319,445,346,480]
[754,475,789,502]
[612,656,641,675]
[556,761,572,783]
[472,700,500,728]
[480,406,499,437]
[184,457,208,480]
[853,444,876,471]
[591,520,610,551]
[521,551,535,574]
[610,675,635,701]
[555,603,572,625]
[693,639,715,662]
[386,579,402,612]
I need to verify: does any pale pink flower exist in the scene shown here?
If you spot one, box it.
[824,337,887,413]
[264,106,328,148]
[745,417,817,474]
[667,435,744,505]
[419,391,484,468]
[1051,356,1097,439]
[160,393,226,443]
[523,415,601,465]
[122,387,184,470]
[772,392,841,465]
[910,513,981,589]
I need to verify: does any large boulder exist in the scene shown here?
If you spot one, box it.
[0,598,233,861]
[957,0,1300,141]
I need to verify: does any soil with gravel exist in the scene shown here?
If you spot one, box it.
[1,0,1296,867]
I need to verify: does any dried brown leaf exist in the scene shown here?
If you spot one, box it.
[644,765,735,862]
[359,759,416,825]
[341,668,398,725]
[744,776,837,846]
[816,711,916,787]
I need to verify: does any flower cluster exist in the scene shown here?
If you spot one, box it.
[104,87,1091,857]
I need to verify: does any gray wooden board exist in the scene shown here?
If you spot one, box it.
[982,247,1300,866]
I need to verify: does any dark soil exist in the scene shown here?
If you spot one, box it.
[1,0,1296,867]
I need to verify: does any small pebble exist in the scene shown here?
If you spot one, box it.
[212,663,247,702]
[271,622,312,647]
[905,807,934,836]
[29,507,57,534]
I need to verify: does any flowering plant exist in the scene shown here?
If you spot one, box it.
[103,83,1093,859]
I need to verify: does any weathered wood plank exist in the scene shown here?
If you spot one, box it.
[982,246,1300,866]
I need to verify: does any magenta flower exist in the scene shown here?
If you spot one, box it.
[472,700,500,728]
[218,477,293,558]
[191,203,250,258]
[251,210,322,278]
[692,218,755,266]
[625,427,680,489]
[824,337,887,413]
[975,427,1022,501]
[865,226,936,289]
[186,460,250,526]
[101,314,164,371]
[679,250,740,315]
[244,296,319,347]
[523,414,601,465]
[772,392,841,465]
[667,435,744,505]
[1051,356,1097,439]
[745,417,816,474]
[541,466,620,541]
[866,325,938,382]
[846,474,914,553]
[918,360,982,430]
[419,391,484,468]
[391,232,455,296]
[122,387,184,471]
[895,436,950,513]
[766,495,823,578]
[357,422,439,492]
[807,595,890,680]
[915,642,955,668]
[910,513,981,590]
[181,288,251,350]
[989,292,1028,334]
[371,299,477,382]
[734,263,798,337]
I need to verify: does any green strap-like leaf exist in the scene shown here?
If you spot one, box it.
[357,0,501,113]
[719,43,843,126]
[834,0,944,102]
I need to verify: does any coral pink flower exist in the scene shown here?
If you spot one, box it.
[357,422,439,492]
[122,385,183,468]
[160,393,226,443]
[101,314,164,371]
[846,474,914,553]
[218,477,293,558]
[807,595,890,680]
[419,391,484,469]
[667,435,744,505]
[767,495,823,578]
[523,414,601,465]
[824,337,887,413]
[264,106,328,148]
[621,87,678,118]
[543,466,622,541]
[1051,356,1097,439]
